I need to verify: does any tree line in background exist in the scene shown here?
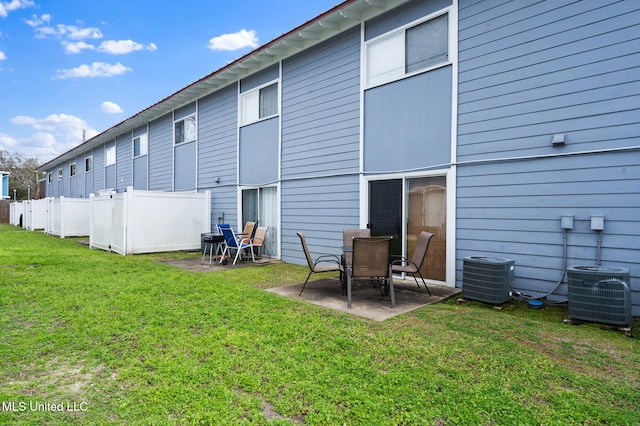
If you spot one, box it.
[1,150,43,200]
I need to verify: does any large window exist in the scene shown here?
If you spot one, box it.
[240,82,278,126]
[133,133,148,157]
[105,146,116,166]
[366,12,448,87]
[175,115,196,145]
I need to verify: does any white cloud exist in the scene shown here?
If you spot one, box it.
[0,132,18,149]
[54,62,131,79]
[0,49,6,60]
[4,114,98,160]
[62,40,95,54]
[35,23,103,40]
[101,101,122,114]
[25,13,51,27]
[208,29,258,51]
[98,39,157,55]
[0,0,35,18]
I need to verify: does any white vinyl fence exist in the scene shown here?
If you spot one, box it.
[24,199,48,231]
[9,202,24,227]
[45,197,90,238]
[89,187,211,255]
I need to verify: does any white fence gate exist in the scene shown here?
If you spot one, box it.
[9,202,24,226]
[24,199,48,231]
[46,197,90,238]
[89,188,211,255]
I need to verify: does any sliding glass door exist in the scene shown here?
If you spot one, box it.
[368,175,446,282]
[242,186,277,257]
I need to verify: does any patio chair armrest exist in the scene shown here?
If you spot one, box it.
[313,254,340,267]
[391,256,410,266]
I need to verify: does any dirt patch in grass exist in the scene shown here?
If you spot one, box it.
[235,389,305,424]
[6,358,115,402]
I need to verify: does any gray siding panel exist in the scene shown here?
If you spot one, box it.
[197,84,239,227]
[116,133,132,192]
[458,0,640,315]
[198,84,238,188]
[281,26,361,178]
[240,64,279,93]
[148,113,173,191]
[174,140,196,190]
[458,0,640,162]
[93,147,104,191]
[133,157,148,190]
[105,165,116,189]
[175,102,196,121]
[456,152,640,312]
[281,175,360,265]
[364,66,452,173]
[76,155,85,198]
[239,118,278,185]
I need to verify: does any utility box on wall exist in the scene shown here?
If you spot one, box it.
[462,256,515,304]
[567,266,631,325]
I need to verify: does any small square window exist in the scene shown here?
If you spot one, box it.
[134,134,148,157]
[105,146,116,166]
[240,82,279,126]
[365,12,449,88]
[175,116,196,145]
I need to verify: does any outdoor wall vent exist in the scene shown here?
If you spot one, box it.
[552,133,566,146]
[567,266,631,325]
[462,256,515,304]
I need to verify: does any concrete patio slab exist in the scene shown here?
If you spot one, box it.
[267,277,461,321]
[157,256,276,272]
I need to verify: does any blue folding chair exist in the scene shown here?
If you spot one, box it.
[219,224,255,265]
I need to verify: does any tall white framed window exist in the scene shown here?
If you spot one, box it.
[57,168,63,180]
[85,156,93,173]
[133,133,148,157]
[105,146,116,166]
[70,163,76,177]
[365,12,449,88]
[174,114,196,145]
[240,81,279,126]
[48,173,52,183]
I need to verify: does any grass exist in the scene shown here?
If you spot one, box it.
[0,224,638,425]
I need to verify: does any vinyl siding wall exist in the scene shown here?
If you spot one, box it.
[279,27,361,262]
[198,84,239,227]
[281,176,361,264]
[457,0,640,314]
[76,154,85,198]
[116,133,132,192]
[93,147,104,192]
[148,113,173,191]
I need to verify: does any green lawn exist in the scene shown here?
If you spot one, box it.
[0,224,638,425]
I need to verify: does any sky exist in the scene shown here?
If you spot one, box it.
[0,0,340,164]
